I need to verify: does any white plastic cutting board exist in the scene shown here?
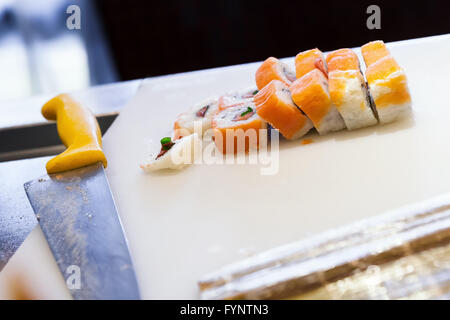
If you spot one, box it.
[101,34,450,299]
[1,35,449,300]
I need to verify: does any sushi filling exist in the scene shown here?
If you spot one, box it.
[281,64,296,82]
[156,137,175,159]
[233,107,255,121]
[314,58,328,78]
[173,97,219,139]
[196,105,210,118]
[215,103,260,127]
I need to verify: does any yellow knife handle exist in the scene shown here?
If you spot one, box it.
[42,94,107,174]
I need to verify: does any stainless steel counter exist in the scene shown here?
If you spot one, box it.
[0,156,48,270]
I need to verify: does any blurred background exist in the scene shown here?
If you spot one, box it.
[0,0,448,102]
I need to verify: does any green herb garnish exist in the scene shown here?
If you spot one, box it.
[160,137,172,145]
[240,107,253,117]
[253,90,259,95]
[156,137,175,158]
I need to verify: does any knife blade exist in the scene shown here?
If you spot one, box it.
[23,94,140,299]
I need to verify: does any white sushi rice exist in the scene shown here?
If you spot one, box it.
[213,102,264,129]
[373,100,412,124]
[318,106,346,135]
[330,71,378,130]
[213,103,267,153]
[276,60,297,83]
[224,86,258,99]
[174,97,219,137]
[140,133,201,172]
[220,87,258,109]
[290,122,314,140]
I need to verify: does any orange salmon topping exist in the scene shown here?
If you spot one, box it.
[254,80,310,139]
[365,55,411,108]
[361,40,390,66]
[371,73,411,108]
[365,56,401,84]
[326,49,360,72]
[295,48,327,79]
[328,70,362,107]
[255,57,293,90]
[290,69,331,127]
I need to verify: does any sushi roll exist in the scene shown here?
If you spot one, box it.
[361,41,412,124]
[295,48,328,79]
[255,57,296,90]
[218,87,258,111]
[173,97,219,139]
[326,49,378,130]
[212,102,267,153]
[254,80,313,140]
[290,69,346,135]
[140,134,201,171]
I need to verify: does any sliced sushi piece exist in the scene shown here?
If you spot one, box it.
[291,69,346,135]
[218,87,258,111]
[212,102,267,153]
[140,134,201,171]
[361,41,412,124]
[254,80,313,140]
[173,97,219,139]
[295,48,327,79]
[255,57,296,90]
[326,48,378,130]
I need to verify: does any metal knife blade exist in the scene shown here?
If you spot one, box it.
[24,162,140,300]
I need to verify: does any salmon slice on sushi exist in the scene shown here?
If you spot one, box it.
[326,48,378,130]
[255,57,296,90]
[295,48,328,79]
[173,97,219,139]
[218,87,258,111]
[291,69,346,135]
[254,80,313,140]
[212,102,267,153]
[361,41,412,124]
[326,48,361,72]
[361,40,390,66]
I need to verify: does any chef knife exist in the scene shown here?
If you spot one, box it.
[23,94,140,299]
